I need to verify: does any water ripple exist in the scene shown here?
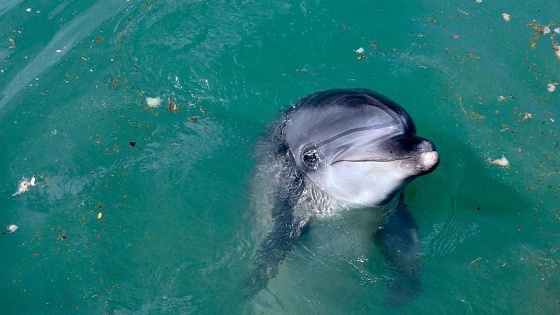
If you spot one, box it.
[0,0,134,109]
[424,198,481,261]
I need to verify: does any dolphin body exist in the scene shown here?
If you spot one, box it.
[247,88,439,306]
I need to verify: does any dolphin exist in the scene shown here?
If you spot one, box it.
[247,88,439,306]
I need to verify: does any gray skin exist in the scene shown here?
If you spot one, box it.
[247,89,439,306]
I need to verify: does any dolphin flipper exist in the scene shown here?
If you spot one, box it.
[374,194,421,306]
[246,147,307,294]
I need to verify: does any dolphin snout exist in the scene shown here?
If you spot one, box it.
[416,139,436,153]
[397,150,439,175]
[417,151,439,173]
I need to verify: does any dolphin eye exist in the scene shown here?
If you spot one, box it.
[302,149,322,170]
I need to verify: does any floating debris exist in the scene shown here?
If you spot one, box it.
[500,125,513,133]
[97,212,103,219]
[497,95,515,102]
[13,176,37,196]
[502,13,511,22]
[146,97,162,108]
[354,47,365,54]
[547,82,558,93]
[471,256,482,265]
[526,22,560,61]
[168,96,179,113]
[527,22,549,36]
[523,113,533,121]
[553,39,560,61]
[354,47,366,60]
[6,224,18,233]
[458,9,473,18]
[456,93,485,119]
[487,156,510,168]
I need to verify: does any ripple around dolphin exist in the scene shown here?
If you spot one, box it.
[423,198,481,262]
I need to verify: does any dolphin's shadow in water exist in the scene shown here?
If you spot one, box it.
[374,193,421,306]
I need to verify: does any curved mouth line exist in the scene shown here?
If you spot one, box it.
[330,151,431,165]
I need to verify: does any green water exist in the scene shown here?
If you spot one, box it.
[1,0,559,314]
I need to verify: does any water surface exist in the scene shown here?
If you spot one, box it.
[1,0,559,314]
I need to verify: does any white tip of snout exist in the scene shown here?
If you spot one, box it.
[418,151,439,173]
[397,151,440,174]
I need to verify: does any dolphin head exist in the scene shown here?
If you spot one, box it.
[283,89,439,207]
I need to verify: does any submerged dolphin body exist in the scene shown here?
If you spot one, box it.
[247,89,439,306]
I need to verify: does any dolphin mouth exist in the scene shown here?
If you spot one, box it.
[331,149,437,164]
[331,150,440,175]
[328,135,438,166]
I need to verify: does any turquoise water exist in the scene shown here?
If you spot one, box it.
[1,0,559,314]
